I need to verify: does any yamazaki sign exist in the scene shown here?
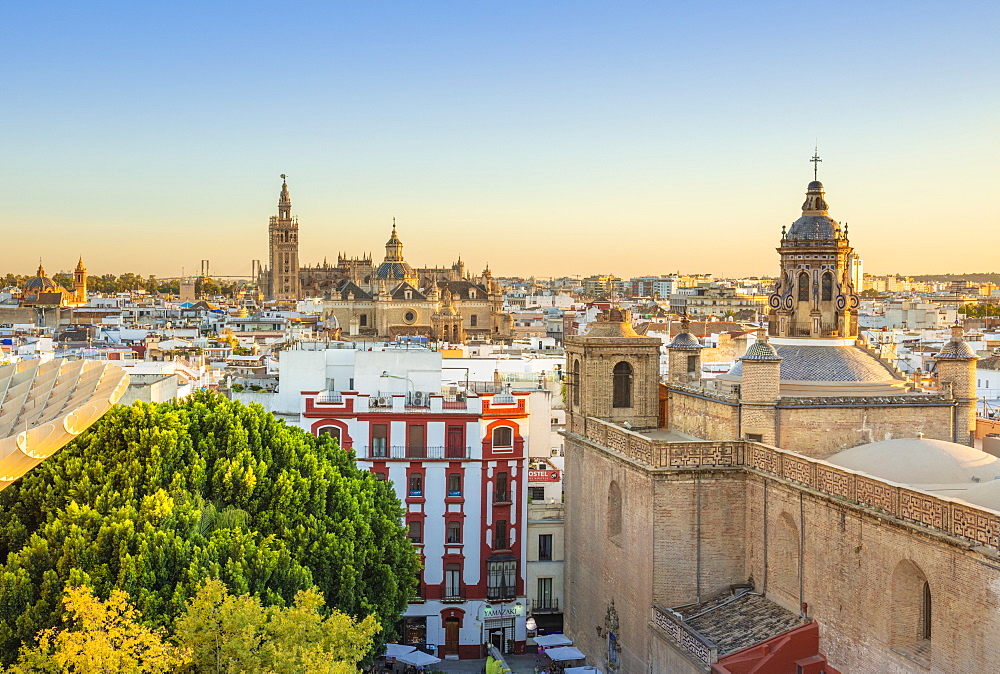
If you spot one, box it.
[528,470,561,483]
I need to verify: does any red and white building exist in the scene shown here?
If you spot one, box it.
[282,346,543,659]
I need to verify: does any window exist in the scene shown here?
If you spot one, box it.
[486,559,517,601]
[404,310,416,323]
[687,355,698,374]
[408,474,423,497]
[572,359,580,406]
[447,521,462,544]
[446,426,465,458]
[821,272,833,301]
[495,472,509,502]
[530,486,545,501]
[612,361,632,408]
[470,314,478,327]
[538,534,553,561]
[445,563,462,599]
[448,473,462,496]
[493,426,513,448]
[407,520,422,544]
[359,314,368,327]
[374,471,387,481]
[317,426,341,445]
[402,617,426,645]
[404,289,412,299]
[798,272,810,301]
[746,433,763,443]
[494,520,509,550]
[371,424,388,458]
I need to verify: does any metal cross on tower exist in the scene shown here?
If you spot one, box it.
[810,148,822,181]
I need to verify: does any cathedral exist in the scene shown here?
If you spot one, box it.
[263,178,512,342]
[563,175,998,673]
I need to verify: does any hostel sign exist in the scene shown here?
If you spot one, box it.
[528,469,560,483]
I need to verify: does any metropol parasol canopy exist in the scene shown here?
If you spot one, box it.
[0,358,129,491]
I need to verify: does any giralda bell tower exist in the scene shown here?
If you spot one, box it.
[267,174,301,301]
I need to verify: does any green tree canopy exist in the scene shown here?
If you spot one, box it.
[0,392,418,663]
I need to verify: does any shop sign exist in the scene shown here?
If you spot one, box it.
[528,470,560,483]
[483,604,522,618]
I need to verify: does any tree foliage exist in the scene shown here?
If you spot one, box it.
[10,585,189,674]
[175,579,379,673]
[0,392,418,663]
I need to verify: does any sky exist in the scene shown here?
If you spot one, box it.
[4,1,999,280]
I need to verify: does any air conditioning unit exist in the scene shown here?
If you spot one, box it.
[379,396,391,406]
[551,448,562,457]
[412,392,424,405]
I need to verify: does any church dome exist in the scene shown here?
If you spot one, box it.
[784,180,844,242]
[720,340,905,395]
[23,265,68,294]
[826,437,1000,485]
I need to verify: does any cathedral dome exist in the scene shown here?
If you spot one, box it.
[23,265,68,294]
[826,437,1000,485]
[951,479,1000,511]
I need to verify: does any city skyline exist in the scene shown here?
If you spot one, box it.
[5,1,998,278]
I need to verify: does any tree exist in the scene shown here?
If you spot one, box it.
[175,579,379,673]
[10,586,189,674]
[0,392,418,663]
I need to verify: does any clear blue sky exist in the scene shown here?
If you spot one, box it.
[5,1,998,279]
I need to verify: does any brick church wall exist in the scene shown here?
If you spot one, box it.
[775,404,955,458]
[666,391,739,440]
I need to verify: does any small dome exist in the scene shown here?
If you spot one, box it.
[23,264,68,294]
[807,180,823,191]
[667,332,702,349]
[953,479,1000,511]
[786,215,841,241]
[827,437,1000,485]
[741,340,781,360]
[936,339,977,360]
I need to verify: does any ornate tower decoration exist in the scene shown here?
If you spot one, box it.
[934,323,979,446]
[267,175,301,302]
[767,155,860,339]
[73,257,87,304]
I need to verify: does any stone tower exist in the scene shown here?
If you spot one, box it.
[767,180,859,338]
[432,289,465,344]
[665,316,704,384]
[737,329,783,444]
[73,257,87,304]
[564,308,660,433]
[935,324,979,446]
[268,175,301,302]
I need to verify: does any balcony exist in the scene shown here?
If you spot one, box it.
[493,491,512,505]
[360,445,471,460]
[486,585,517,602]
[442,584,467,602]
[532,598,560,613]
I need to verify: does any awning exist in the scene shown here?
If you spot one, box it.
[395,650,442,667]
[384,643,417,658]
[564,667,602,674]
[534,634,573,647]
[545,646,586,661]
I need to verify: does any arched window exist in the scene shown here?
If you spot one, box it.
[316,426,341,445]
[608,481,622,539]
[889,559,932,650]
[612,361,632,408]
[493,426,513,447]
[821,272,833,301]
[572,359,581,406]
[798,272,810,301]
